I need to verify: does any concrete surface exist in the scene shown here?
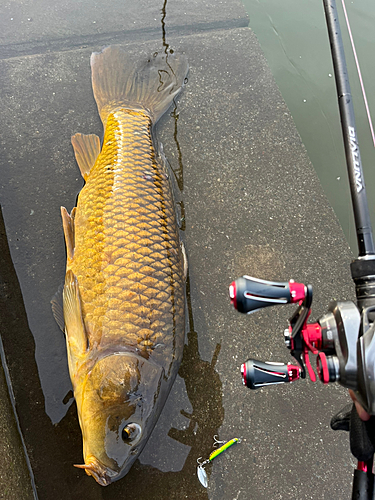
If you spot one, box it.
[0,0,358,499]
[0,0,248,59]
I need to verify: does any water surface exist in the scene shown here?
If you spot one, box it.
[243,0,375,253]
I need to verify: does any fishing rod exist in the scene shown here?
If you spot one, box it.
[229,0,375,498]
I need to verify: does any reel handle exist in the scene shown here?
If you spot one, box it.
[229,276,306,314]
[241,359,301,389]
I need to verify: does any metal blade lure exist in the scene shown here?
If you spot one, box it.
[197,436,241,488]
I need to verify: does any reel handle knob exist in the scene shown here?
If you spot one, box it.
[229,276,306,314]
[241,359,301,389]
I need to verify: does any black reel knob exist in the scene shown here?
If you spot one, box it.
[241,359,301,389]
[230,276,305,314]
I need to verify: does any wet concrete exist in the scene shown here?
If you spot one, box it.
[0,0,358,499]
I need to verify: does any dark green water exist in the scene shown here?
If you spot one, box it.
[243,0,375,253]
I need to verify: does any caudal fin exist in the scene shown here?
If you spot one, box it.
[90,46,188,125]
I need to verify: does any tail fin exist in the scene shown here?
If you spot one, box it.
[90,46,188,125]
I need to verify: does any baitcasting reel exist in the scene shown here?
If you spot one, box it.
[229,276,375,415]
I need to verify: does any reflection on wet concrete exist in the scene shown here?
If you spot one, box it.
[168,274,223,495]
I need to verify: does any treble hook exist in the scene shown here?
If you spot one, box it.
[213,435,226,447]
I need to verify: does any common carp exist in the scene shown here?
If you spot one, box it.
[57,46,188,486]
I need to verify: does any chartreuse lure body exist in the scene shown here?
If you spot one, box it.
[209,437,239,460]
[197,437,241,488]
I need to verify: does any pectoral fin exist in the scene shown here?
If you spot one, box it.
[51,283,65,332]
[63,270,88,359]
[71,133,100,180]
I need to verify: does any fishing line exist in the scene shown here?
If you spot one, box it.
[341,0,375,147]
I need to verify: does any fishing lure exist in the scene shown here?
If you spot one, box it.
[197,436,241,488]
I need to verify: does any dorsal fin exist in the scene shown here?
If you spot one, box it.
[71,133,100,180]
[61,206,76,261]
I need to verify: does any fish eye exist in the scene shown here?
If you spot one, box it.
[121,423,141,443]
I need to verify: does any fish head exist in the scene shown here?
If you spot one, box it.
[75,352,163,486]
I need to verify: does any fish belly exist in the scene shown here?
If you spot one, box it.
[69,109,185,368]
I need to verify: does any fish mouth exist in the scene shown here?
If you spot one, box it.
[74,457,118,486]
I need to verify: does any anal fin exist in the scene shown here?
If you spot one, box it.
[63,270,88,359]
[71,133,100,180]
